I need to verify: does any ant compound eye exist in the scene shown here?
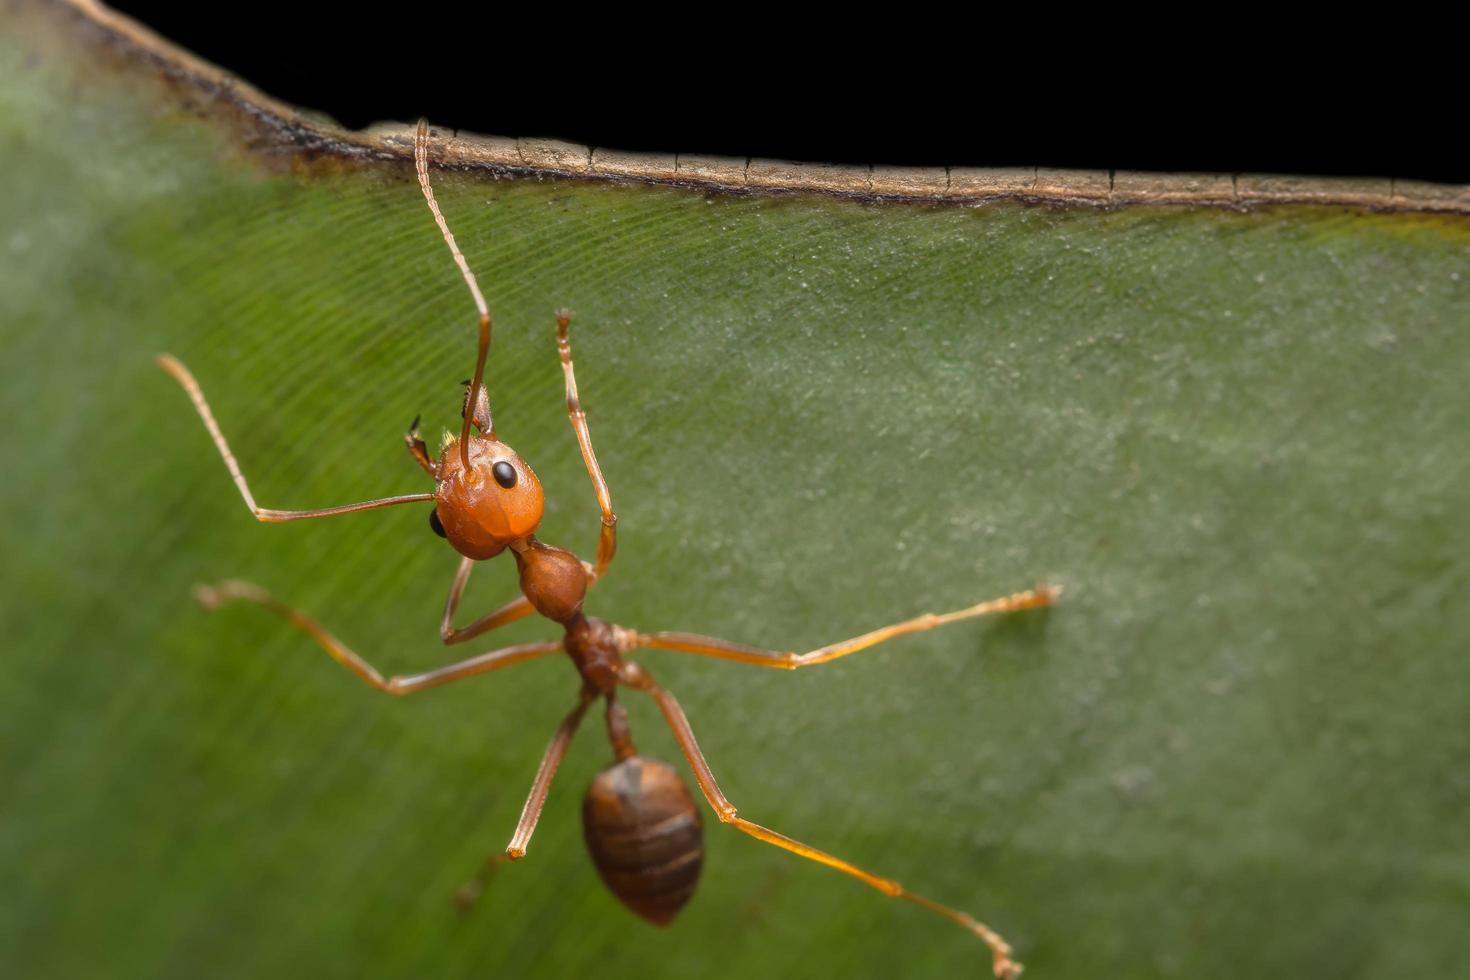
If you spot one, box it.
[493,461,518,489]
[428,509,447,538]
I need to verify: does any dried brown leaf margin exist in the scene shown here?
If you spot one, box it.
[30,0,1470,213]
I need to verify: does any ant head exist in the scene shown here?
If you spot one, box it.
[433,434,545,559]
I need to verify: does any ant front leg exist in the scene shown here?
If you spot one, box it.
[632,583,1060,670]
[616,661,1022,979]
[456,686,597,908]
[437,550,601,648]
[438,556,537,646]
[556,310,617,578]
[195,580,560,694]
[158,355,435,521]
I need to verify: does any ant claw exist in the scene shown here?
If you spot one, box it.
[192,583,222,610]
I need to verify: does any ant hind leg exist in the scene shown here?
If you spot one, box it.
[616,661,1022,979]
[455,687,597,909]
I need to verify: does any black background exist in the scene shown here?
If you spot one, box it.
[106,4,1464,185]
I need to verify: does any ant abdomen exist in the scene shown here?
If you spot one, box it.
[583,755,704,926]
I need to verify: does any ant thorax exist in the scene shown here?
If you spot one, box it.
[433,435,544,559]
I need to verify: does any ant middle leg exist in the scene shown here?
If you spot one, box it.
[158,355,435,521]
[616,661,1022,979]
[631,583,1060,670]
[555,310,617,578]
[194,580,560,694]
[456,686,597,908]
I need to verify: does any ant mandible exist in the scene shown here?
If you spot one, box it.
[157,120,1059,980]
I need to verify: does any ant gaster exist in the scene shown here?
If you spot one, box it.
[157,120,1059,980]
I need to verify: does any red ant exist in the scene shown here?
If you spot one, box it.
[157,120,1059,979]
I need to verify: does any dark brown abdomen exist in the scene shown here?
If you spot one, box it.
[583,755,703,926]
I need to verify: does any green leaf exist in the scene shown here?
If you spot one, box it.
[4,6,1468,980]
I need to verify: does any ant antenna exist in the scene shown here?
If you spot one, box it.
[415,119,494,463]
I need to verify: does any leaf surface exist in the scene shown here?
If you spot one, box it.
[3,6,1468,979]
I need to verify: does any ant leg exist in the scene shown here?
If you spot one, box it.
[617,662,1021,980]
[439,555,537,645]
[456,687,597,908]
[632,583,1059,670]
[405,415,436,475]
[195,580,560,694]
[438,553,601,647]
[556,310,617,578]
[158,355,435,521]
